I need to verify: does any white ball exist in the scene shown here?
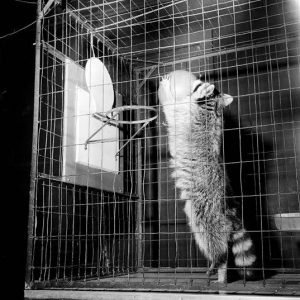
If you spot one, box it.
[168,70,197,100]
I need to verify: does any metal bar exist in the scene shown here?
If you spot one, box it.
[69,0,125,14]
[84,116,116,150]
[42,41,68,62]
[137,66,158,92]
[135,70,143,269]
[37,172,139,198]
[25,0,43,288]
[94,0,187,32]
[24,290,300,300]
[93,113,124,131]
[134,36,300,72]
[66,7,117,54]
[39,0,57,18]
[115,120,150,158]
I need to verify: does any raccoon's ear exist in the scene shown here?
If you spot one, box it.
[222,94,233,106]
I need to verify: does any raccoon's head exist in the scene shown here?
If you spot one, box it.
[192,80,233,116]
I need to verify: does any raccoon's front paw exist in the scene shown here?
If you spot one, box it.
[160,75,171,90]
[158,75,172,104]
[193,82,215,100]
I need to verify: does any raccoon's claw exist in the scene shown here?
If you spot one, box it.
[160,74,170,83]
[159,75,171,90]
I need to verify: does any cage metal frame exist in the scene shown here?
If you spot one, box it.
[25,0,300,298]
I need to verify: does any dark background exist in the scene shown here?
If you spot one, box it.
[0,0,36,298]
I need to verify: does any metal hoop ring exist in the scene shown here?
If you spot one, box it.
[94,105,158,125]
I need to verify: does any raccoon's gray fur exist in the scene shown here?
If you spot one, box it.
[158,75,256,282]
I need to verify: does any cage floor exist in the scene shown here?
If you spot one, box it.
[31,269,300,297]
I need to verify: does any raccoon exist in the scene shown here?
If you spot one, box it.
[158,74,256,282]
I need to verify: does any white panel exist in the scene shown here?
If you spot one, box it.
[62,58,121,190]
[75,85,119,172]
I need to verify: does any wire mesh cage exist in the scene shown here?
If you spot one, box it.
[26,0,300,296]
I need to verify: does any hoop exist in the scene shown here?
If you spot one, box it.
[85,105,158,152]
[93,105,158,125]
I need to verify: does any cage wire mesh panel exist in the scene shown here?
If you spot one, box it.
[26,0,300,295]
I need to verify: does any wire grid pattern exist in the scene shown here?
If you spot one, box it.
[26,0,300,294]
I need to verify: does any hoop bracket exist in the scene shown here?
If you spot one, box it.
[84,105,158,157]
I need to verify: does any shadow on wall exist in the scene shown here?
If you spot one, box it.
[224,109,284,280]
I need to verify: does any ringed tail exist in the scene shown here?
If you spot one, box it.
[232,229,256,278]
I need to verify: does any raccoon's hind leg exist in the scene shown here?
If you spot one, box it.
[207,261,216,276]
[217,262,228,283]
[184,200,229,283]
[207,259,228,283]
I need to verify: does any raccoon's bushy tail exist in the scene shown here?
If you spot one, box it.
[232,228,256,278]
